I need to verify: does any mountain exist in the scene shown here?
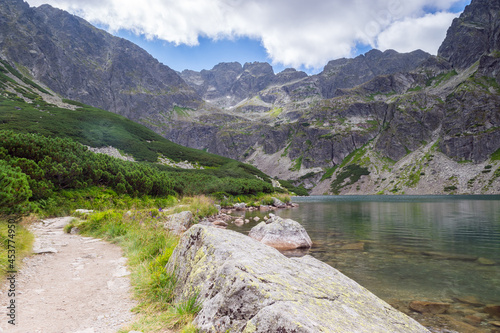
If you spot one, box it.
[438,0,500,70]
[164,0,500,195]
[1,0,499,196]
[0,0,202,122]
[0,56,297,200]
[180,62,308,108]
[179,49,431,108]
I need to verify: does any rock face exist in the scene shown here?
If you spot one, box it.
[0,0,202,122]
[438,0,500,70]
[166,225,430,333]
[318,49,431,99]
[180,62,308,108]
[162,0,500,195]
[249,216,312,250]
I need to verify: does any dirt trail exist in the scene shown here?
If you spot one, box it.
[0,217,138,333]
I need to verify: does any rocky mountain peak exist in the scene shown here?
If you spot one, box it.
[318,49,431,98]
[242,61,274,76]
[0,0,202,121]
[438,0,500,70]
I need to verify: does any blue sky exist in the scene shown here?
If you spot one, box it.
[27,0,471,75]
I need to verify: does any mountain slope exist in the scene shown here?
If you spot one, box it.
[161,0,500,195]
[0,56,282,196]
[1,0,499,196]
[0,0,202,122]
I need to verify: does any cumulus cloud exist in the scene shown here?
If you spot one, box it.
[376,12,459,54]
[25,0,468,69]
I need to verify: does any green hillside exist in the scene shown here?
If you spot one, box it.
[0,59,306,215]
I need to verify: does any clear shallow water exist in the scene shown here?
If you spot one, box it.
[229,195,500,308]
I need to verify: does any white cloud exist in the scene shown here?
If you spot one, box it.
[25,0,467,69]
[376,12,459,54]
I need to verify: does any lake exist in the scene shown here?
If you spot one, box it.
[228,195,500,331]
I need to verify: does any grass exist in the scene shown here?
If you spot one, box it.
[0,215,35,278]
[491,148,500,161]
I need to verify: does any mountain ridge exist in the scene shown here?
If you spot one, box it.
[1,0,500,195]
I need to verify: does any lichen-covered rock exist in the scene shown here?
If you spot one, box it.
[248,216,312,250]
[166,225,430,333]
[163,211,193,235]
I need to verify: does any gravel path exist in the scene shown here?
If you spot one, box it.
[0,217,138,333]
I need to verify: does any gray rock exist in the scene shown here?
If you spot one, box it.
[212,220,228,227]
[33,247,58,254]
[166,225,430,333]
[163,211,193,235]
[233,218,244,226]
[248,216,312,250]
[233,203,246,210]
[271,197,286,208]
[438,0,500,70]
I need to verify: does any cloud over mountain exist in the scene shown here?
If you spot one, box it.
[26,0,468,70]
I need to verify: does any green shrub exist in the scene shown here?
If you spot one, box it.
[0,160,32,215]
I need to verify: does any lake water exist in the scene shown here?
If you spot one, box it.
[228,195,500,331]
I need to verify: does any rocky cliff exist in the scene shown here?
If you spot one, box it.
[0,0,202,122]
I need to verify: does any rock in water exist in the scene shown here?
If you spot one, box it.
[409,301,451,314]
[233,203,246,210]
[166,225,430,333]
[248,216,312,250]
[271,197,286,208]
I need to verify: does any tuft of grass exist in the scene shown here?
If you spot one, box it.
[491,148,500,161]
[0,216,35,278]
[171,195,219,221]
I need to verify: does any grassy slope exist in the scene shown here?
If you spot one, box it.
[0,59,271,182]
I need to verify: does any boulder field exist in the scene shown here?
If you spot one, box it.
[166,224,430,332]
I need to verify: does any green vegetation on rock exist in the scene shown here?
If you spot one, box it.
[330,164,370,194]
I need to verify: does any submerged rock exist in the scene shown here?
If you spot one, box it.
[477,257,496,266]
[453,296,484,307]
[233,218,244,226]
[248,216,312,250]
[166,225,430,333]
[341,242,366,251]
[409,301,451,314]
[485,305,500,318]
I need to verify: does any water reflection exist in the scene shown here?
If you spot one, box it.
[227,195,500,331]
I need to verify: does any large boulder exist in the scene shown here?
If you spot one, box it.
[248,216,312,250]
[163,211,193,235]
[166,225,430,333]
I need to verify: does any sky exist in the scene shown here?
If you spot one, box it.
[25,0,471,74]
